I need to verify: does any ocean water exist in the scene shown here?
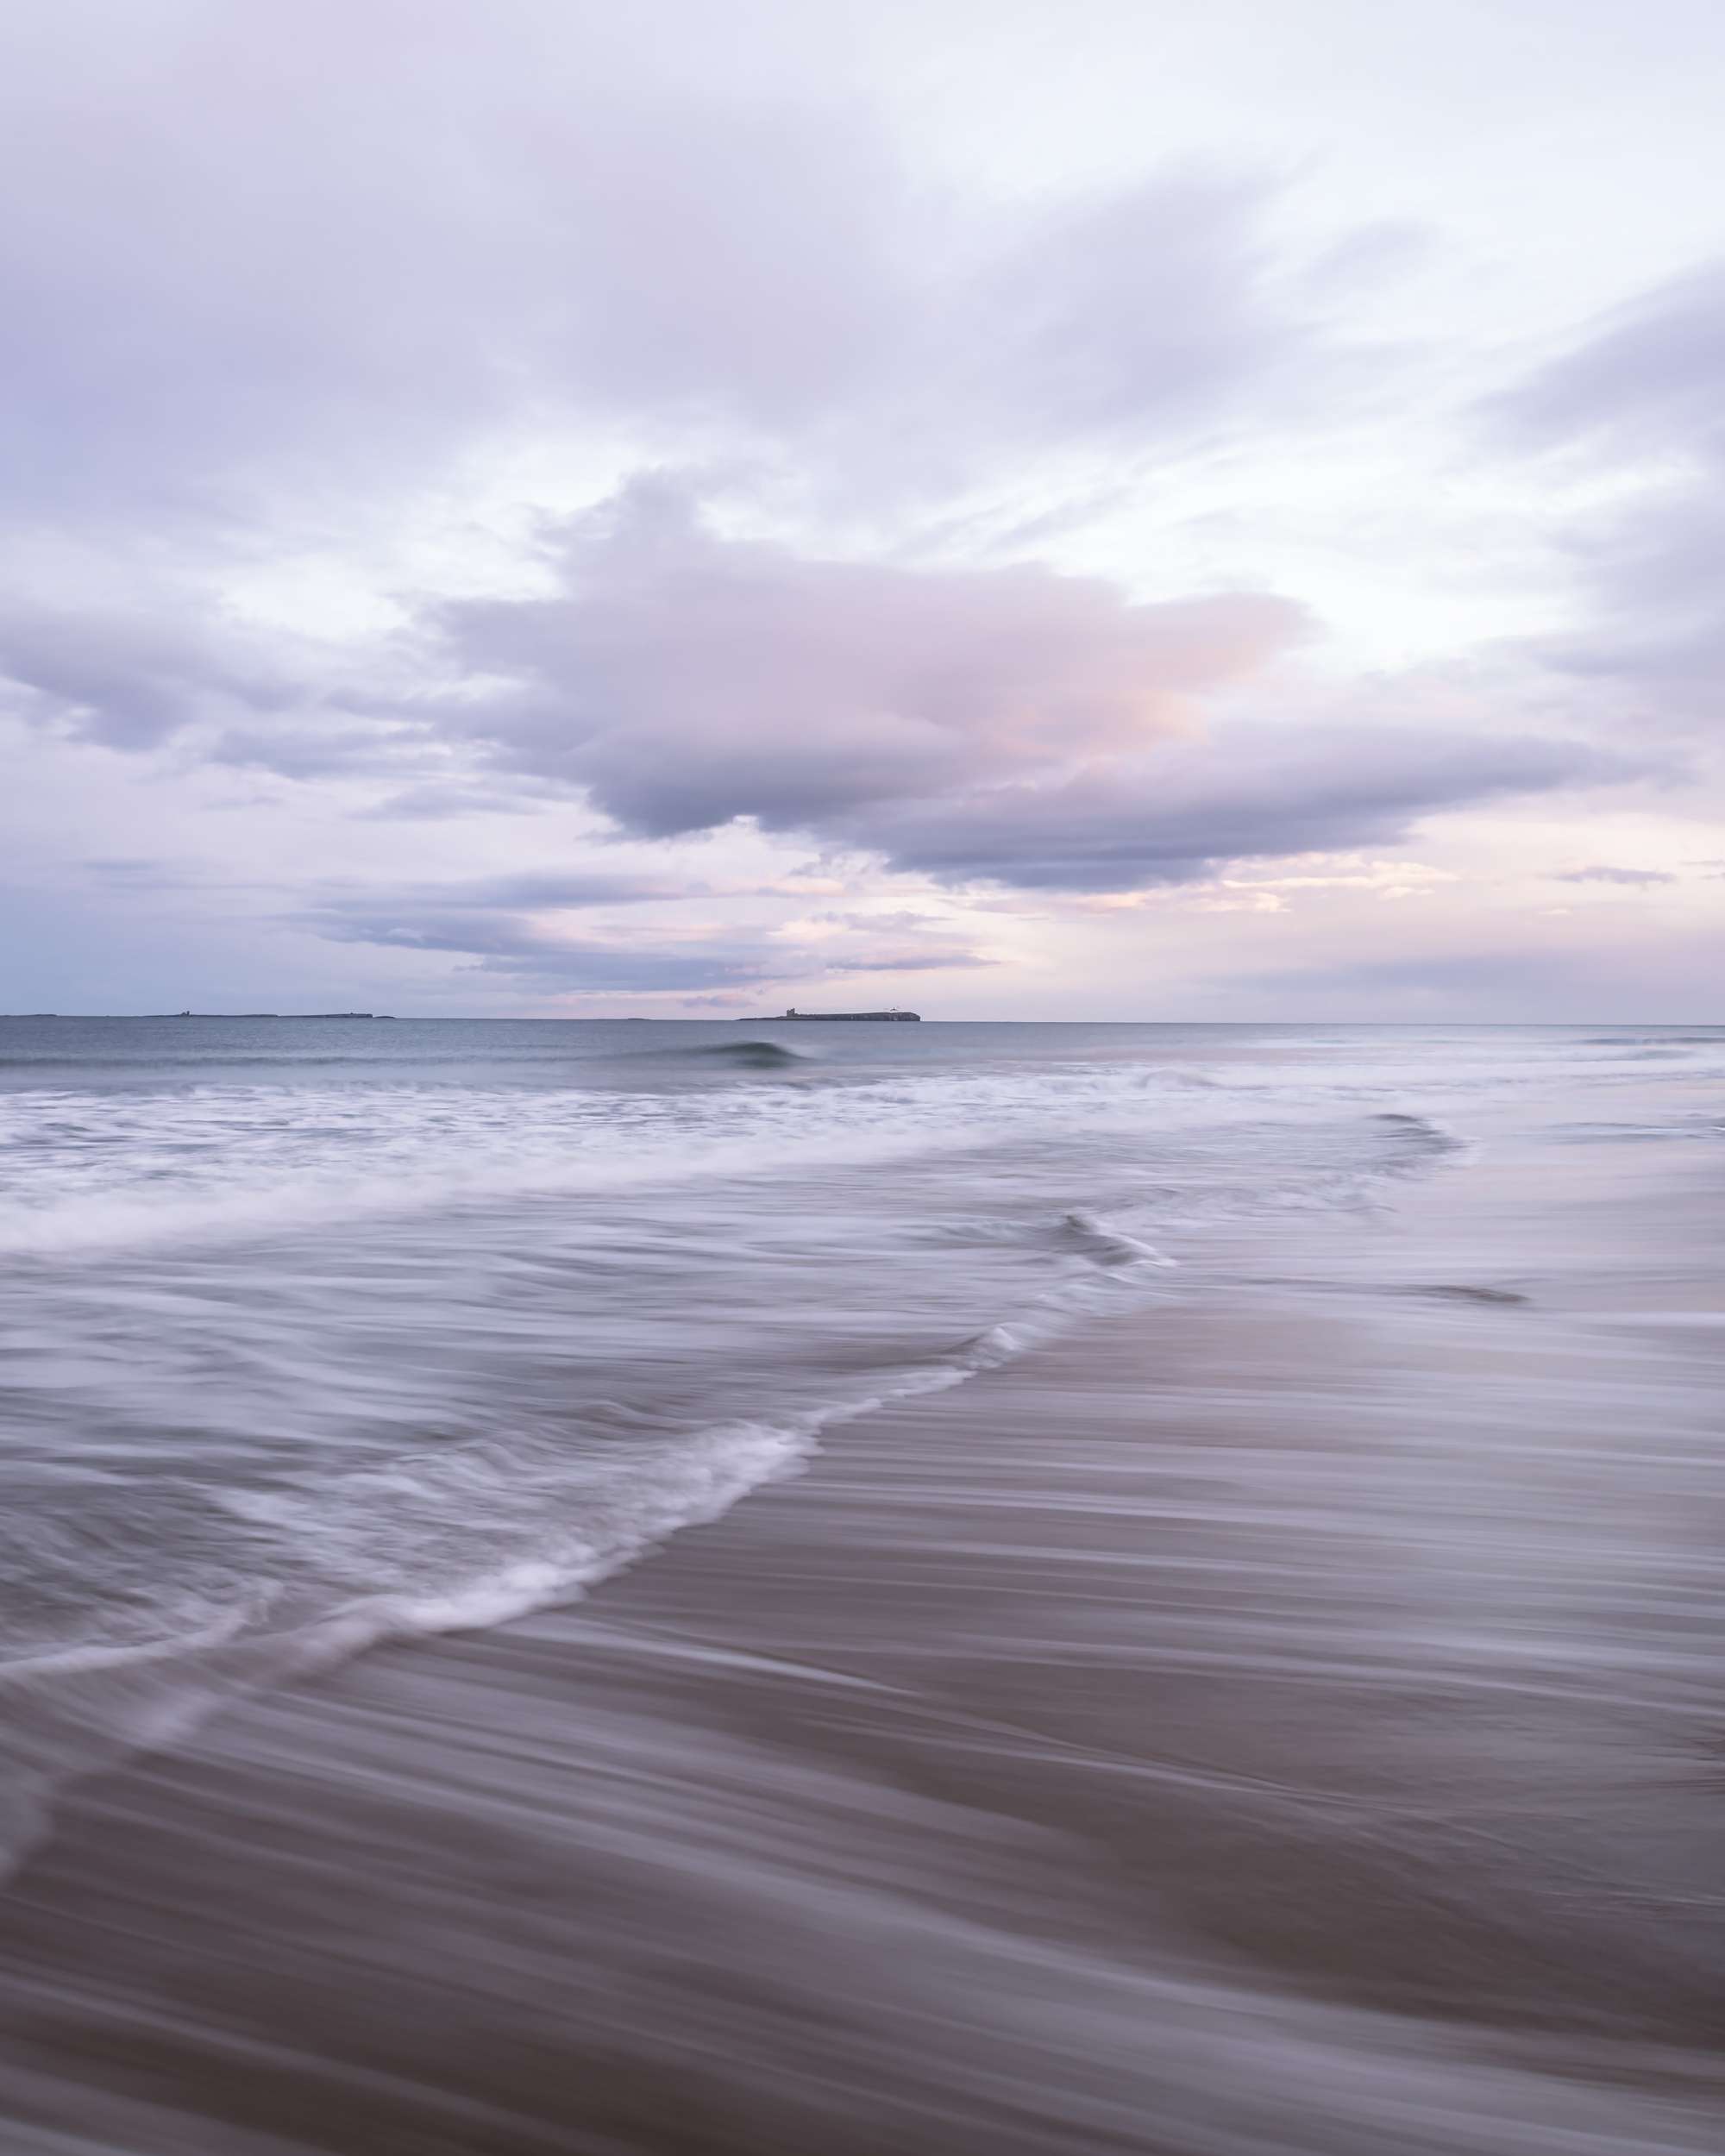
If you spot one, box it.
[0,1017,1721,2153]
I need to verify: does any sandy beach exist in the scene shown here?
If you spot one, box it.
[3,1100,1721,2156]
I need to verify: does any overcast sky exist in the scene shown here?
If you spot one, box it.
[3,0,1722,1018]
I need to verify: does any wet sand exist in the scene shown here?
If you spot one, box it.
[2,1135,1722,2155]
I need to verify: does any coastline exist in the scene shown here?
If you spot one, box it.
[2,1115,1722,2154]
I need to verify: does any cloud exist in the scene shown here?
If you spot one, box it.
[81,857,201,889]
[823,948,996,975]
[421,478,1308,834]
[3,472,1644,911]
[847,728,1624,892]
[0,3,1490,1003]
[0,5,903,517]
[352,782,554,822]
[299,864,994,992]
[826,171,1339,494]
[380,483,1627,892]
[0,603,298,749]
[1540,486,1725,725]
[1494,263,1725,729]
[307,903,770,992]
[0,6,1360,534]
[302,869,707,983]
[1554,865,1675,887]
[4,3,1709,1020]
[1493,263,1725,459]
[310,870,696,919]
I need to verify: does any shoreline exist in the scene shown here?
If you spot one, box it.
[3,1123,1722,2153]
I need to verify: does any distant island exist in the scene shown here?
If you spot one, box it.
[746,1007,921,1023]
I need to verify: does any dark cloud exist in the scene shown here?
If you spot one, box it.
[1554,865,1675,887]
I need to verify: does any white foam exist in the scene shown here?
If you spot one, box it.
[0,1064,1314,1257]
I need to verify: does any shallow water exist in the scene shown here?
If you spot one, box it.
[0,1018,1721,2152]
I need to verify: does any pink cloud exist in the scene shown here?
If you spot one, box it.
[429,478,1310,837]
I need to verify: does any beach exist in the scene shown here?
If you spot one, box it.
[0,1019,1721,2153]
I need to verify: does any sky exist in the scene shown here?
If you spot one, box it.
[3,0,1722,1019]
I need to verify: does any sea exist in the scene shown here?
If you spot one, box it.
[0,1015,1720,2154]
